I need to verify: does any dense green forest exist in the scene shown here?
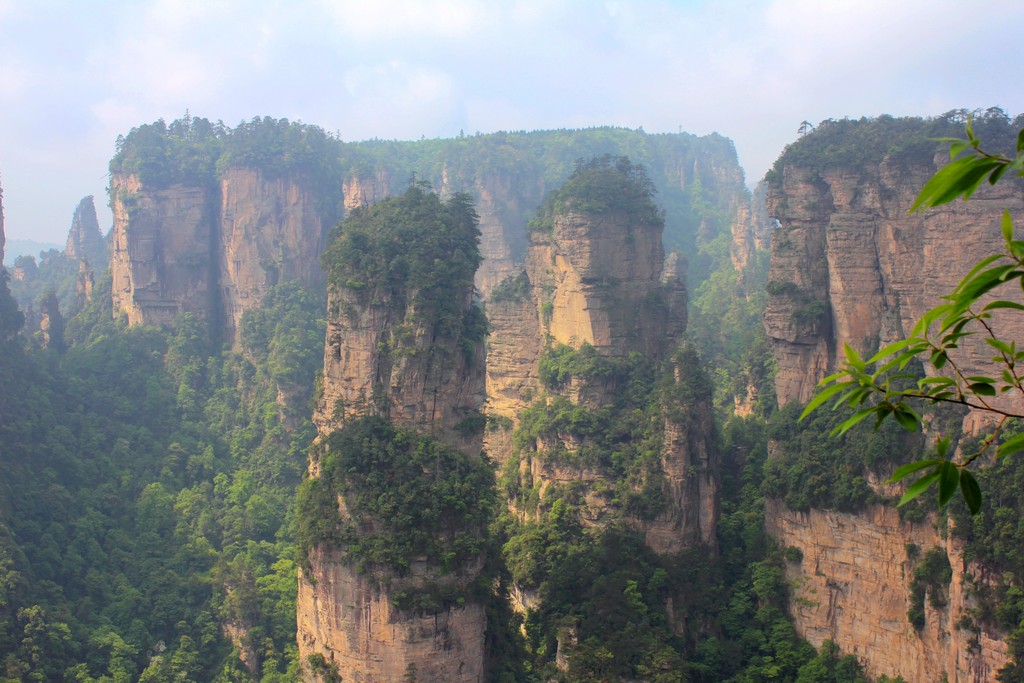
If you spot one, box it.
[0,259,323,679]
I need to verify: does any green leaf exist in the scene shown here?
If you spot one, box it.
[1003,210,1015,243]
[799,383,848,421]
[981,300,1024,313]
[937,461,959,507]
[867,338,915,365]
[898,470,941,507]
[843,343,865,372]
[997,432,1024,459]
[960,470,982,514]
[911,156,1005,211]
[893,407,921,432]
[887,459,942,484]
[968,382,997,396]
[918,376,956,388]
[830,407,875,437]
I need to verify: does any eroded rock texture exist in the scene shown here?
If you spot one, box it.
[764,122,1024,681]
[487,195,717,554]
[110,169,328,343]
[766,499,1008,682]
[64,195,106,267]
[765,160,1024,411]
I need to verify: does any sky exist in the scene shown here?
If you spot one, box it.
[1,0,1022,245]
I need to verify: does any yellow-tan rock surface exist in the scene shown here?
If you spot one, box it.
[766,499,1008,682]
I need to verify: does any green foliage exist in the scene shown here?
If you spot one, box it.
[296,416,496,581]
[0,272,323,678]
[537,343,621,389]
[528,154,662,233]
[489,271,531,303]
[110,114,346,226]
[322,182,482,340]
[765,402,923,513]
[802,117,1024,512]
[907,547,953,630]
[765,110,1021,188]
[110,114,224,187]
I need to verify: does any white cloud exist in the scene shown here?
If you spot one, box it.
[319,0,487,40]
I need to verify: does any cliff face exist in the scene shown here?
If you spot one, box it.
[110,174,217,328]
[528,209,672,359]
[111,169,329,342]
[763,121,1024,681]
[297,548,485,683]
[487,199,716,552]
[313,273,486,449]
[298,188,487,682]
[765,159,1024,409]
[218,167,327,340]
[766,499,1008,682]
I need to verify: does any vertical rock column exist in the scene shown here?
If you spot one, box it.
[297,186,489,682]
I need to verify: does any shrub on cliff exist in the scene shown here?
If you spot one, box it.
[295,415,496,578]
[528,154,663,233]
[321,181,483,342]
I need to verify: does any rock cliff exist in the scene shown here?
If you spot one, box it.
[217,167,327,340]
[110,173,217,329]
[110,168,329,342]
[488,158,717,551]
[766,500,1008,682]
[765,149,1024,410]
[297,186,488,682]
[763,116,1024,680]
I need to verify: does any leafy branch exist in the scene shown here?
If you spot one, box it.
[803,118,1024,513]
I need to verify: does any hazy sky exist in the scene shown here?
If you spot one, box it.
[1,0,1022,245]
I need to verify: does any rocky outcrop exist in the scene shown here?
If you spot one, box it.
[766,499,1008,682]
[313,267,486,448]
[763,119,1024,681]
[487,179,717,552]
[730,181,772,271]
[764,159,1024,409]
[298,548,486,683]
[298,189,487,683]
[640,354,718,553]
[441,166,545,295]
[64,196,106,267]
[110,169,329,342]
[528,209,672,359]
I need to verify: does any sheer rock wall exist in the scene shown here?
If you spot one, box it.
[486,206,716,553]
[766,499,1008,682]
[764,149,1024,680]
[110,169,328,342]
[765,160,1024,412]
